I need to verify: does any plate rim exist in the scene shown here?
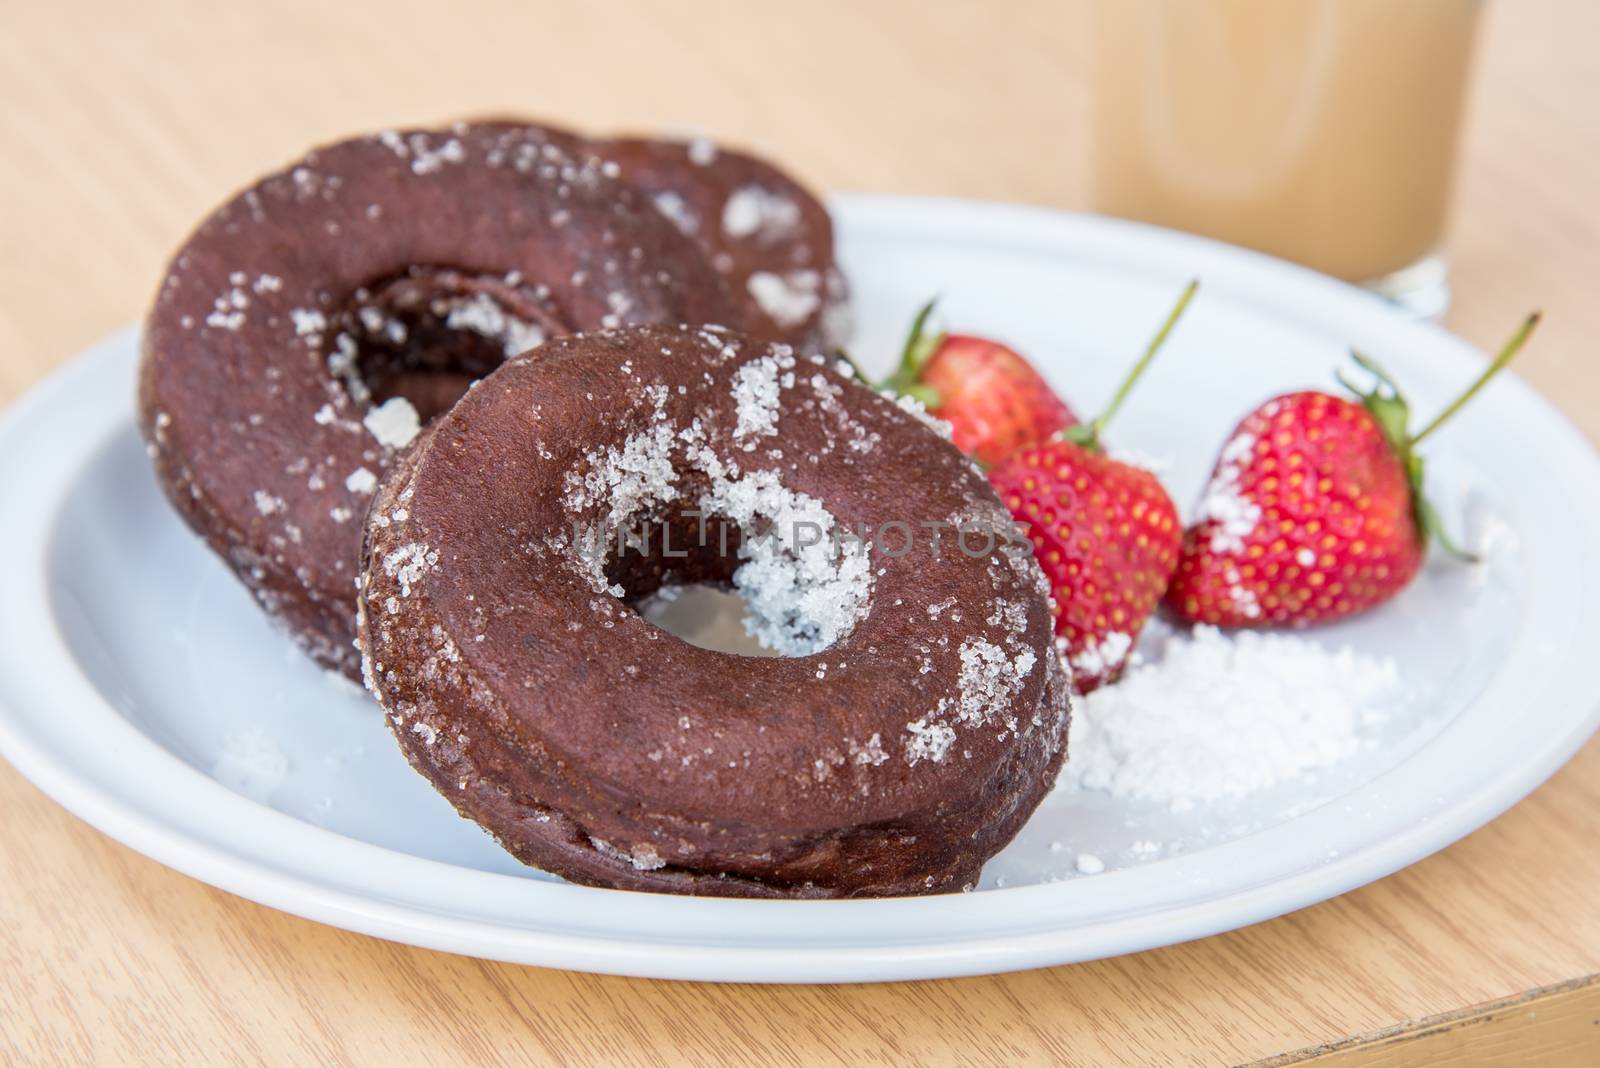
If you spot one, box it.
[2,193,1598,983]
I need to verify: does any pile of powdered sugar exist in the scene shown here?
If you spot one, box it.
[1058,624,1406,810]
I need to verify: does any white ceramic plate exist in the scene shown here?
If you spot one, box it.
[3,195,1598,984]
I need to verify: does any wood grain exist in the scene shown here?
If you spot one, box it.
[2,1,1598,1065]
[1266,975,1600,1066]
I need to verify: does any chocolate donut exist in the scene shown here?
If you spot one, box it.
[591,135,850,352]
[357,324,1070,897]
[140,124,742,676]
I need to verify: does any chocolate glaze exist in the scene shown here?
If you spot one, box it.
[357,325,1070,897]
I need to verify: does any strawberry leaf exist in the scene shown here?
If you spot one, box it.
[887,296,945,395]
[1340,350,1414,455]
[1411,458,1480,562]
[1060,422,1099,450]
[1341,351,1482,562]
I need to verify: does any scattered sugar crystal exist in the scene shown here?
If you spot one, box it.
[253,490,285,516]
[687,137,717,166]
[1069,631,1133,682]
[730,351,794,443]
[746,270,821,327]
[904,718,957,765]
[721,185,801,241]
[383,543,439,598]
[600,289,636,330]
[563,420,679,552]
[651,190,698,235]
[1229,579,1262,619]
[290,308,327,337]
[630,844,666,871]
[327,334,370,405]
[345,467,377,495]
[204,276,251,329]
[1194,432,1261,553]
[406,135,466,175]
[850,733,889,766]
[1057,625,1406,808]
[954,638,1035,727]
[445,293,544,356]
[211,729,288,803]
[887,390,954,439]
[363,396,421,450]
[987,599,1030,636]
[1075,853,1105,875]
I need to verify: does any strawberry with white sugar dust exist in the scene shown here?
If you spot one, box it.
[989,281,1198,692]
[1167,313,1540,628]
[882,300,1079,467]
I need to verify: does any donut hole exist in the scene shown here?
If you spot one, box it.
[604,508,772,657]
[335,267,568,422]
[636,585,780,658]
[597,501,870,659]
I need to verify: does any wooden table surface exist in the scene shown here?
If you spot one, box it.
[3,2,1598,1064]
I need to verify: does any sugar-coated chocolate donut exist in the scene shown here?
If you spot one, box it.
[140,124,742,677]
[357,324,1070,897]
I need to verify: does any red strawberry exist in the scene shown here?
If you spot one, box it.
[1168,314,1540,627]
[989,281,1197,690]
[918,334,1078,466]
[994,443,1182,690]
[884,301,1077,466]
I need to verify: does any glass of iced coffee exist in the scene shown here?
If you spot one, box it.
[1089,0,1482,318]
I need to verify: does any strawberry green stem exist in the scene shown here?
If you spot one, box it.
[1410,312,1541,447]
[885,297,945,395]
[1073,279,1198,449]
[1338,312,1541,565]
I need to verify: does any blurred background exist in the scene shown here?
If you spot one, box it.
[3,5,1599,1062]
[2,0,1596,429]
